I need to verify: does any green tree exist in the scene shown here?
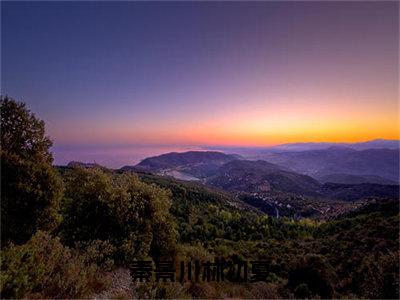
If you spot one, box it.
[1,96,53,163]
[59,167,177,263]
[1,96,63,244]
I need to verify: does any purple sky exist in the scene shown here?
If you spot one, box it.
[1,1,398,167]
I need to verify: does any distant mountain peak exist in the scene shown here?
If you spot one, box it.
[135,151,241,170]
[119,151,242,180]
[269,139,399,152]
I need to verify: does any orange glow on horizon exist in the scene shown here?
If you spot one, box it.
[49,90,399,147]
[52,107,399,147]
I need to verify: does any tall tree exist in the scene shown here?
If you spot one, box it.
[1,96,63,244]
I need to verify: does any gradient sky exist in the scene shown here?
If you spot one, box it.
[2,1,399,152]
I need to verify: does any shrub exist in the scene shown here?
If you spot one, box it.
[288,254,336,298]
[75,239,116,272]
[355,251,399,299]
[0,231,110,298]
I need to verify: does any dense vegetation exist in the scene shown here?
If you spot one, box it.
[60,167,178,263]
[1,97,399,299]
[1,97,63,244]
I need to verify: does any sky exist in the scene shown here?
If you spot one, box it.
[1,1,399,166]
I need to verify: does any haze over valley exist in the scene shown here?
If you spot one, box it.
[66,138,399,220]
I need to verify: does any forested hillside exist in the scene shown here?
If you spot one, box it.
[1,97,399,299]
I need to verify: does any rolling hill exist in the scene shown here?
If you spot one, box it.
[123,151,241,179]
[117,150,399,201]
[320,182,399,201]
[207,159,322,195]
[319,173,397,185]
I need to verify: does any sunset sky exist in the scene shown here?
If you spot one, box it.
[1,1,399,166]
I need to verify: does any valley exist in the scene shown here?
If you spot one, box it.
[109,145,399,220]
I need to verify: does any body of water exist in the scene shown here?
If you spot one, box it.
[52,144,204,169]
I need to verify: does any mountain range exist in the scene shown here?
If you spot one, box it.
[209,139,399,153]
[254,147,399,182]
[68,139,399,208]
[208,139,399,184]
[117,146,399,201]
[267,139,399,152]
